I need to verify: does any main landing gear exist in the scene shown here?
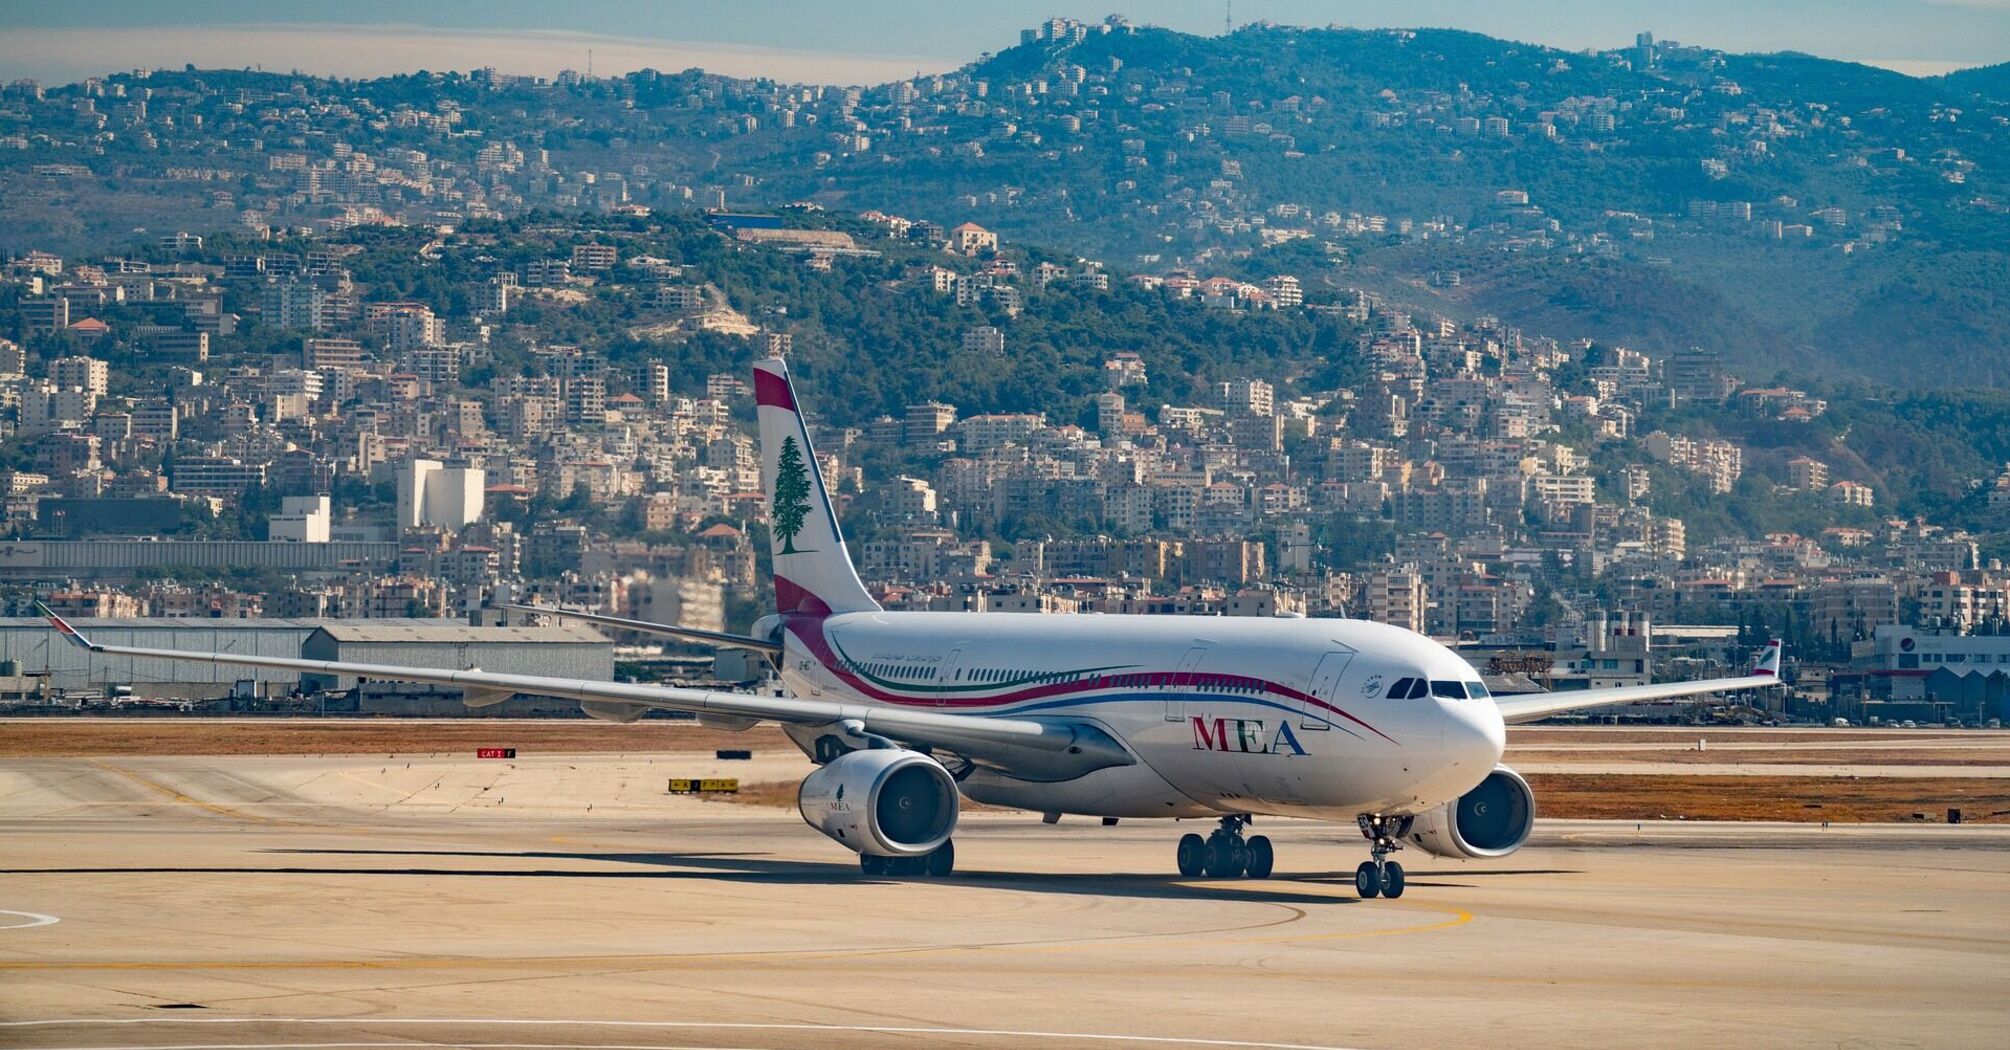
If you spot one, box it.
[1353,814,1408,899]
[1175,815,1274,880]
[859,839,956,878]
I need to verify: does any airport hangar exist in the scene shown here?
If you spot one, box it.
[0,618,612,714]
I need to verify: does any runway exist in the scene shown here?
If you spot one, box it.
[3,752,2008,1049]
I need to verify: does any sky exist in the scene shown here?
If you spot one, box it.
[0,1,2003,85]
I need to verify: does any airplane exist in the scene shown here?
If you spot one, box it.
[39,356,1785,899]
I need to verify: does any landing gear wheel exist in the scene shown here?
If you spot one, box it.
[1196,814,1255,878]
[1354,861,1383,899]
[1203,836,1232,877]
[1381,861,1406,899]
[926,840,955,878]
[1176,833,1206,877]
[1245,835,1274,879]
[860,853,890,876]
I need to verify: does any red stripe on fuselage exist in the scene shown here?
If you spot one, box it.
[779,608,1396,743]
[753,367,796,411]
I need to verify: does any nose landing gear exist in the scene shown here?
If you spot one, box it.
[1354,814,1409,899]
[1175,815,1274,880]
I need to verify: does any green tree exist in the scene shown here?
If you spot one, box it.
[772,435,813,555]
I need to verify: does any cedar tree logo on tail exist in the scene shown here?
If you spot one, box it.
[772,434,815,554]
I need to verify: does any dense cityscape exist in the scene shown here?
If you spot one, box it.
[0,16,2007,725]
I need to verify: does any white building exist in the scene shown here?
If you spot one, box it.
[1531,473,1596,505]
[269,495,332,542]
[473,278,511,316]
[397,460,485,530]
[1365,568,1428,635]
[19,383,96,435]
[49,356,109,396]
[376,306,443,350]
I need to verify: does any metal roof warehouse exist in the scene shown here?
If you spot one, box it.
[0,618,612,695]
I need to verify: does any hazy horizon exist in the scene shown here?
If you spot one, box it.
[0,2,2002,87]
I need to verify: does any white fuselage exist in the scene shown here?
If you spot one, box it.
[775,610,1507,821]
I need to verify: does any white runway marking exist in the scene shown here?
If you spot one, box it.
[0,1017,1369,1050]
[0,909,59,929]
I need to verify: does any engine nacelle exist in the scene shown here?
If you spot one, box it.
[797,749,958,858]
[1403,765,1535,860]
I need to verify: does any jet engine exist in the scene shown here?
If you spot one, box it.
[797,748,959,858]
[1403,765,1535,860]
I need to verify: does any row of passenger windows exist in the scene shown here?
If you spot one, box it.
[938,668,1269,693]
[856,663,1082,686]
[1385,677,1491,700]
[958,667,1064,684]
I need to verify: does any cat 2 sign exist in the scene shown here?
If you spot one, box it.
[476,747,516,759]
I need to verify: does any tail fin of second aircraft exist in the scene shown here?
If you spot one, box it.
[753,357,880,617]
[1751,639,1782,677]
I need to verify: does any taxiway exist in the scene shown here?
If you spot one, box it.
[2,748,2007,1049]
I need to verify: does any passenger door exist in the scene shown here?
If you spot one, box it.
[934,647,964,707]
[1301,647,1357,729]
[1165,644,1212,723]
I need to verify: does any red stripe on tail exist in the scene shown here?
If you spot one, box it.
[753,368,796,411]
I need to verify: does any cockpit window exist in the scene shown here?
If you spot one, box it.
[1466,681,1491,699]
[1430,680,1468,700]
[1386,677,1415,700]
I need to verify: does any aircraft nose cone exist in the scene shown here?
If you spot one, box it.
[1445,699,1507,772]
[1406,699,1508,809]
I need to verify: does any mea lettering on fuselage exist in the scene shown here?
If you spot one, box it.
[1191,716,1307,756]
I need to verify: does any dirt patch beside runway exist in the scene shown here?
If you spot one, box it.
[1527,773,2010,823]
[712,774,2010,822]
[1510,728,1985,745]
[0,718,794,757]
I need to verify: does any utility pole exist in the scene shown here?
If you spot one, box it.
[1225,1,1233,35]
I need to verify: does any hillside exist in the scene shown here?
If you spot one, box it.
[1941,61,2010,102]
[752,25,2008,384]
[2,21,2007,387]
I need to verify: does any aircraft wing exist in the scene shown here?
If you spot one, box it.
[39,608,1131,780]
[1493,674,1783,725]
[503,603,783,654]
[1492,640,1785,725]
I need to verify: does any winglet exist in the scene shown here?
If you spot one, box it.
[1752,639,1782,677]
[36,601,97,651]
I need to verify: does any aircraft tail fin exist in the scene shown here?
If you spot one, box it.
[753,357,880,617]
[1751,639,1782,677]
